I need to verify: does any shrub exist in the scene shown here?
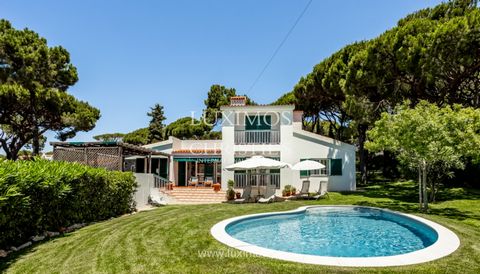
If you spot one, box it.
[0,159,136,249]
[283,184,293,196]
[226,180,235,200]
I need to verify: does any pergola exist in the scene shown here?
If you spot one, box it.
[51,141,169,172]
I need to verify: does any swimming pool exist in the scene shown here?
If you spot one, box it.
[211,206,460,266]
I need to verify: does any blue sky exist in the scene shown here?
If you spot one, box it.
[1,0,442,151]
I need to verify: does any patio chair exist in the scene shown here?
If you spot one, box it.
[296,180,310,199]
[258,184,277,203]
[204,177,213,187]
[188,177,198,187]
[312,181,329,200]
[234,185,252,204]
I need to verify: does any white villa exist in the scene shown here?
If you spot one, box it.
[143,96,356,194]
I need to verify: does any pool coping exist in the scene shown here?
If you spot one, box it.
[210,205,460,267]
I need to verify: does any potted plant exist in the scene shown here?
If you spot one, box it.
[291,187,297,195]
[283,185,293,196]
[235,191,241,199]
[226,180,236,200]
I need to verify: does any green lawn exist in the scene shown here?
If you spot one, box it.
[1,181,479,274]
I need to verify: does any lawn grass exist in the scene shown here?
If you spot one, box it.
[1,181,479,274]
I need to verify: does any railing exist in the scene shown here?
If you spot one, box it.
[234,130,280,145]
[153,174,169,189]
[234,173,280,189]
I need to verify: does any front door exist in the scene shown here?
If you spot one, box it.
[178,161,186,186]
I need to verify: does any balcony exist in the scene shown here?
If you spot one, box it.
[234,130,280,145]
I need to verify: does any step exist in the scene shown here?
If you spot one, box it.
[158,188,228,204]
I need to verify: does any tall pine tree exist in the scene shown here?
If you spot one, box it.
[147,104,166,142]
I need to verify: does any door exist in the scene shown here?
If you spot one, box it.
[135,158,145,173]
[178,161,186,186]
[205,163,214,179]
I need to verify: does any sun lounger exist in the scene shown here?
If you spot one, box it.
[258,184,277,203]
[296,180,310,199]
[234,185,252,203]
[312,181,329,200]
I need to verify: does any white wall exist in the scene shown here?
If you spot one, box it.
[221,110,235,190]
[281,129,356,192]
[221,106,356,193]
[133,173,154,208]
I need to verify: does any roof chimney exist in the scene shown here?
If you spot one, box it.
[230,96,247,106]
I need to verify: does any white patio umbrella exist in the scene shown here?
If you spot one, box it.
[292,160,325,181]
[225,156,291,196]
[225,155,291,171]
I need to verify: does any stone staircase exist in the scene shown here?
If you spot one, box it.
[161,187,227,204]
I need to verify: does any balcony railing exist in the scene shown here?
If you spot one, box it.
[153,174,169,189]
[234,130,280,145]
[234,173,280,189]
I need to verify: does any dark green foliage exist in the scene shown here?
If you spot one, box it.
[93,133,125,142]
[199,131,222,140]
[0,159,136,248]
[123,128,150,145]
[164,117,212,140]
[0,19,100,159]
[204,85,237,126]
[203,84,256,125]
[147,104,166,142]
[282,0,480,185]
[271,91,296,105]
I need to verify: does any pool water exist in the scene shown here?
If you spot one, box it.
[226,207,438,257]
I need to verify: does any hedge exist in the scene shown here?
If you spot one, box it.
[0,159,137,249]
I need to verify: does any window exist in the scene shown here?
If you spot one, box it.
[299,159,343,177]
[299,159,328,177]
[310,159,329,176]
[245,115,271,130]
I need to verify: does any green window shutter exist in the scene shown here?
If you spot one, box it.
[299,158,308,177]
[246,115,271,130]
[330,159,342,176]
[259,116,271,130]
[245,116,257,130]
[300,170,309,177]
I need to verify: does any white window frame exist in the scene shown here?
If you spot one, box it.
[300,158,329,178]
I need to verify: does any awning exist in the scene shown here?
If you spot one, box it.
[174,157,221,163]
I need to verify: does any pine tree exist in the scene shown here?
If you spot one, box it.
[147,104,166,142]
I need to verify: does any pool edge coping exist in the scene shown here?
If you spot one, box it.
[210,205,460,267]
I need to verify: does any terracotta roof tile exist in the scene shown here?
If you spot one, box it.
[173,149,221,154]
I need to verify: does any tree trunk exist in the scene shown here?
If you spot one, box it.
[430,179,436,203]
[32,129,40,156]
[1,138,21,161]
[418,167,422,209]
[358,124,368,185]
[315,115,322,134]
[422,161,428,210]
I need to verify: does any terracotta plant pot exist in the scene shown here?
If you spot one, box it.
[235,192,241,199]
[213,183,221,192]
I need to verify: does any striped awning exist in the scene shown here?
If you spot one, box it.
[173,157,221,163]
